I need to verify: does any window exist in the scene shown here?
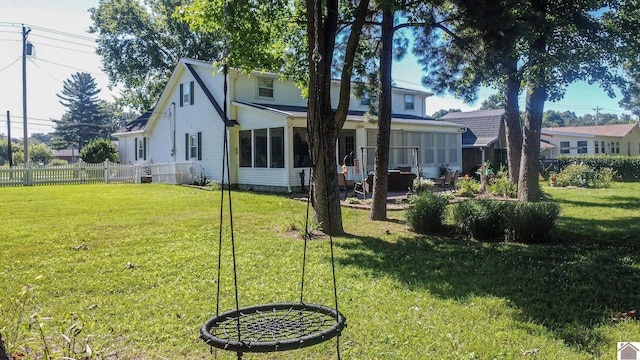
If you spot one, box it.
[595,140,599,154]
[239,130,252,167]
[258,78,274,99]
[360,91,370,106]
[601,141,605,154]
[577,141,587,154]
[135,137,146,161]
[293,128,310,168]
[180,81,194,106]
[185,132,202,160]
[404,94,415,110]
[560,141,570,154]
[240,127,285,168]
[615,141,620,154]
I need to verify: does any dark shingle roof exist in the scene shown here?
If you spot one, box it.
[113,109,153,135]
[441,109,505,147]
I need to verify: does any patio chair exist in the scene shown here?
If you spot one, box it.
[338,173,355,199]
[434,170,453,191]
[354,174,374,200]
[449,169,461,192]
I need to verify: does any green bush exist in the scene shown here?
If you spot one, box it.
[450,200,560,243]
[556,163,614,188]
[458,178,480,197]
[80,138,119,163]
[405,192,449,233]
[504,201,560,243]
[558,155,639,182]
[488,175,518,198]
[449,200,508,242]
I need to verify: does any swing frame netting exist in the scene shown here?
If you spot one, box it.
[200,303,346,353]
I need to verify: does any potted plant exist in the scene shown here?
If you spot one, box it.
[550,172,557,187]
[476,160,492,192]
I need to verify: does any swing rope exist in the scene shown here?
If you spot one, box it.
[201,0,345,357]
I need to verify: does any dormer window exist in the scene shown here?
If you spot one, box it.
[258,78,274,99]
[360,91,370,106]
[180,81,194,106]
[404,94,415,110]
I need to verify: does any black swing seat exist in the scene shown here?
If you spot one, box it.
[200,302,346,353]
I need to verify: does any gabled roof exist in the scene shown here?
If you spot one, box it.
[542,123,639,137]
[441,109,505,147]
[112,109,153,136]
[234,101,465,129]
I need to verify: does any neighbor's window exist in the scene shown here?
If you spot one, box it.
[615,141,620,154]
[360,91,370,106]
[595,141,599,154]
[258,78,274,99]
[239,130,252,167]
[404,94,415,110]
[577,140,587,154]
[601,141,605,154]
[254,129,268,168]
[560,141,570,154]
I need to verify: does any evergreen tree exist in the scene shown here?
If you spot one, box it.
[52,73,107,152]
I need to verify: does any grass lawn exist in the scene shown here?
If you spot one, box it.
[1,183,640,359]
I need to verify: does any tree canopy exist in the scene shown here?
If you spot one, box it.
[90,0,224,111]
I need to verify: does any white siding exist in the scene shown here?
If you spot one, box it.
[233,73,307,108]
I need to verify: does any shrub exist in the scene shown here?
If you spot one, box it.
[50,159,68,166]
[504,201,560,243]
[80,138,118,163]
[488,175,518,198]
[413,177,435,193]
[458,178,480,197]
[556,163,615,188]
[405,192,449,233]
[558,155,639,182]
[450,200,508,241]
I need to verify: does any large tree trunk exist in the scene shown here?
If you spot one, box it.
[370,9,394,221]
[518,31,547,202]
[503,58,522,185]
[306,0,370,234]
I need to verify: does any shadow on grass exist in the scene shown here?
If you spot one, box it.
[339,211,640,353]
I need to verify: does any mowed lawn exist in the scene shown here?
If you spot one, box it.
[1,183,640,359]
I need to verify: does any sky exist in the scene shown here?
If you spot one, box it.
[0,0,632,138]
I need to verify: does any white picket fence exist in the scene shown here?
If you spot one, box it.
[0,161,196,187]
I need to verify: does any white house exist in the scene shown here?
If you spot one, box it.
[113,58,466,192]
[540,123,640,158]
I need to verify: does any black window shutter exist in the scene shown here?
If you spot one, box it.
[134,138,138,160]
[180,84,184,107]
[190,81,195,105]
[143,137,147,160]
[197,132,202,160]
[185,133,189,160]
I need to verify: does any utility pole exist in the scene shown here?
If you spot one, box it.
[22,25,31,164]
[6,111,12,167]
[593,106,601,125]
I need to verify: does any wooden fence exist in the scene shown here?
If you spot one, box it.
[0,161,195,187]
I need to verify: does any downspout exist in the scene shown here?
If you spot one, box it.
[286,118,292,193]
[171,102,176,162]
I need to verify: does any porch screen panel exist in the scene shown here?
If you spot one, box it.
[365,130,377,169]
[447,133,459,166]
[293,128,310,168]
[270,127,284,168]
[422,132,435,165]
[435,133,447,165]
[254,129,268,168]
[390,130,404,166]
[239,130,252,167]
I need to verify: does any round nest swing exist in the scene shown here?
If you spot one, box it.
[200,303,346,353]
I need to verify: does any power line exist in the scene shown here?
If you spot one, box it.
[30,41,97,55]
[35,58,107,78]
[0,57,21,74]
[30,33,96,49]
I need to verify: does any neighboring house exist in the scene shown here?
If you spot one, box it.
[113,58,466,192]
[54,148,79,163]
[441,109,507,176]
[541,123,640,158]
[113,109,153,164]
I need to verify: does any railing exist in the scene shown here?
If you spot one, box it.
[0,161,195,187]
